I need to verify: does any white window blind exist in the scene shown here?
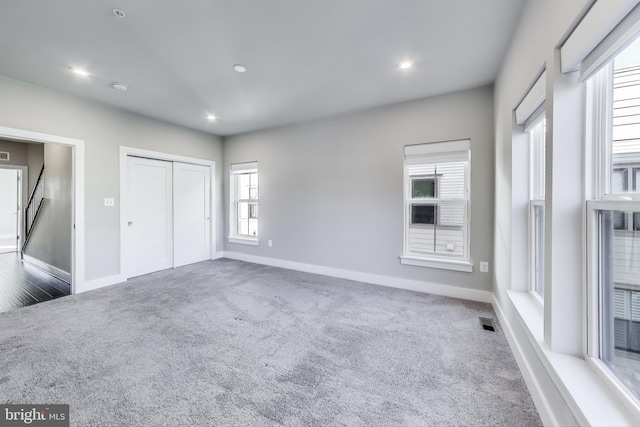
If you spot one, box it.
[515,71,546,126]
[561,0,640,76]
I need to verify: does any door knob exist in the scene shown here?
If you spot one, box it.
[128,222,133,226]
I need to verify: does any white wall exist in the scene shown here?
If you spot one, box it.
[24,144,72,274]
[0,76,224,282]
[224,86,495,294]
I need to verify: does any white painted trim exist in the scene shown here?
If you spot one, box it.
[211,251,224,260]
[492,295,558,427]
[0,234,15,239]
[80,274,127,293]
[23,254,71,284]
[503,290,638,426]
[227,237,259,246]
[0,125,84,295]
[223,251,491,303]
[119,146,216,281]
[400,255,473,272]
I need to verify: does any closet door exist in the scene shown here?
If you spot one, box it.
[173,162,211,267]
[126,156,173,277]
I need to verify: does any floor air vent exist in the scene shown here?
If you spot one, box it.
[479,317,495,332]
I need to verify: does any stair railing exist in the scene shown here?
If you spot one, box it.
[23,165,45,250]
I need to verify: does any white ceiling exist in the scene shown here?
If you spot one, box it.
[0,1,526,136]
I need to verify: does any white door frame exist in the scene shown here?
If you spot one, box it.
[0,126,85,294]
[119,146,216,279]
[0,164,28,251]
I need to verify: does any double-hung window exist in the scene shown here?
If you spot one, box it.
[586,36,640,401]
[528,116,546,299]
[229,162,259,245]
[401,139,471,272]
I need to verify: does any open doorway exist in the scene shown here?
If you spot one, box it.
[0,168,20,254]
[0,126,85,300]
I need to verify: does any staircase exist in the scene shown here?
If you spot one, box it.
[23,165,44,251]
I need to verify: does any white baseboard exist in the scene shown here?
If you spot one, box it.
[222,251,492,303]
[22,254,71,284]
[211,251,224,260]
[492,295,557,427]
[80,274,127,293]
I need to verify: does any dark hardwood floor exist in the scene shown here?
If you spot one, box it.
[0,252,70,313]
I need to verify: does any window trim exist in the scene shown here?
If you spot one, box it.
[585,54,640,417]
[228,162,259,246]
[401,139,472,272]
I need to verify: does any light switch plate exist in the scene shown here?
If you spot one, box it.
[480,262,489,273]
[104,198,115,207]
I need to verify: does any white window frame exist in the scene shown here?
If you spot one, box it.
[400,139,472,272]
[527,115,546,302]
[228,162,259,246]
[586,57,640,414]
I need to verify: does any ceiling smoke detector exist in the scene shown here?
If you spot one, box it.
[233,64,247,73]
[112,83,128,91]
[113,9,126,19]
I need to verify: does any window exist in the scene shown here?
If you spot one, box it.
[401,139,471,272]
[228,162,259,245]
[529,117,546,299]
[586,36,640,401]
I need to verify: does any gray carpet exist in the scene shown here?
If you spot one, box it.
[0,259,541,426]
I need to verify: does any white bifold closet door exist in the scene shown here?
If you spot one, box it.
[173,162,211,267]
[126,157,211,278]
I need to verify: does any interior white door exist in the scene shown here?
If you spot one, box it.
[173,162,211,267]
[126,156,173,277]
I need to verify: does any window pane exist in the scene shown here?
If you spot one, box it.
[612,42,640,195]
[612,168,628,193]
[599,209,640,400]
[411,204,436,224]
[532,205,545,297]
[634,168,640,191]
[237,173,251,199]
[614,211,627,230]
[434,200,466,257]
[237,202,249,236]
[249,173,258,199]
[412,179,435,198]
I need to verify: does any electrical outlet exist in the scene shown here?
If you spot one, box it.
[268,240,273,247]
[480,262,489,273]
[104,198,115,207]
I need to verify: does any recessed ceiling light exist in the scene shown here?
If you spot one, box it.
[206,114,217,121]
[113,9,126,19]
[72,68,90,77]
[233,64,247,73]
[112,83,128,91]
[399,60,413,70]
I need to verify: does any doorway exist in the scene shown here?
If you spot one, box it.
[120,147,215,279]
[0,126,84,294]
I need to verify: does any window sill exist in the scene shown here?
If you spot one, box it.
[506,290,638,426]
[400,255,473,272]
[227,236,259,246]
